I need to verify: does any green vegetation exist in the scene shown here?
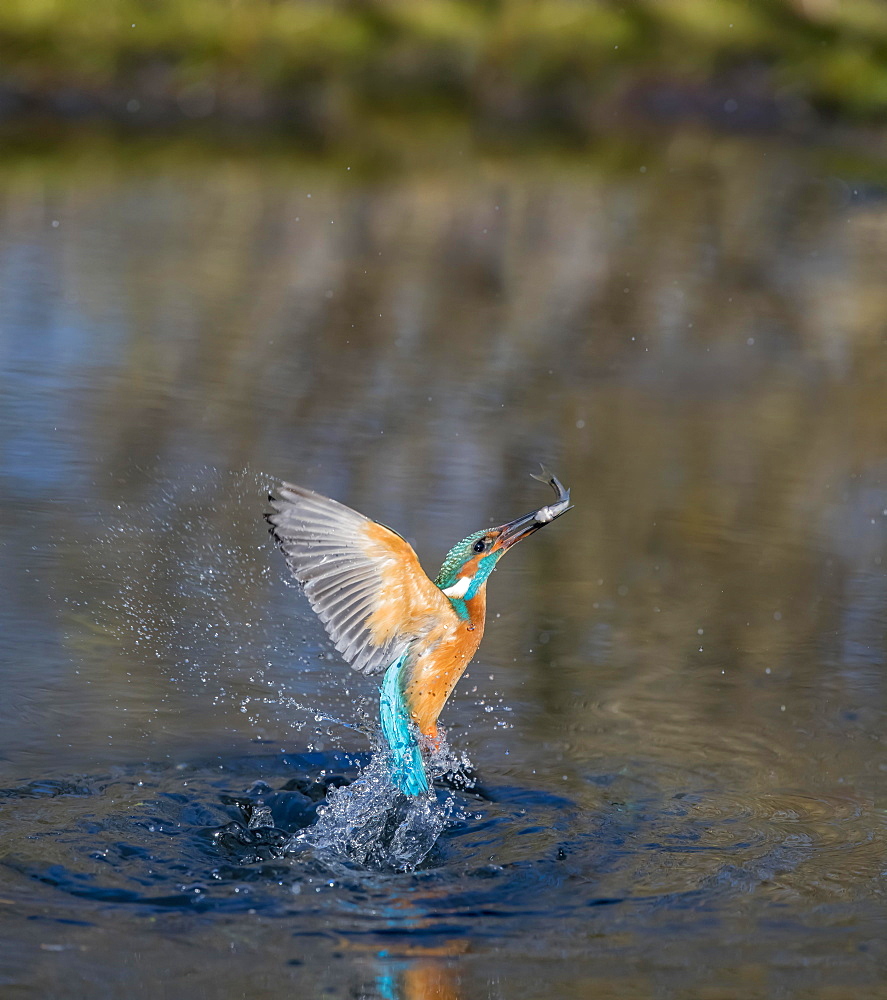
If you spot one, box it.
[1,0,887,130]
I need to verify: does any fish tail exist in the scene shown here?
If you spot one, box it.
[380,655,429,796]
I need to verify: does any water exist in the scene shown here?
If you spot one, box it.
[1,130,886,998]
[303,754,456,871]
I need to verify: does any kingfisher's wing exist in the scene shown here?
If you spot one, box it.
[266,482,459,675]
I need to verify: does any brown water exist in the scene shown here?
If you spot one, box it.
[0,131,886,998]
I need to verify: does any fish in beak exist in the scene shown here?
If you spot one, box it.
[497,469,572,551]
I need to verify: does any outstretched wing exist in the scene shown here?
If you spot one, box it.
[266,482,459,675]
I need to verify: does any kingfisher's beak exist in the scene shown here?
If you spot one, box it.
[497,471,572,551]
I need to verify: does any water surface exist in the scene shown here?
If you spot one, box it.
[0,132,886,998]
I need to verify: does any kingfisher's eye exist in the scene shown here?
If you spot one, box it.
[473,538,486,553]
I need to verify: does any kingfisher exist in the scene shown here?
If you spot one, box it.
[266,470,571,796]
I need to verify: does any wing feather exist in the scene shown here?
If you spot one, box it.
[267,482,459,675]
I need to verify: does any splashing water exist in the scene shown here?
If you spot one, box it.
[76,465,368,741]
[298,736,469,870]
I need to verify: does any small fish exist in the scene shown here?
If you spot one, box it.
[530,467,572,523]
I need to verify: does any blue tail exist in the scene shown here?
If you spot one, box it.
[379,655,429,796]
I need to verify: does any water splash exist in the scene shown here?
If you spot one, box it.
[298,738,469,871]
[72,465,367,742]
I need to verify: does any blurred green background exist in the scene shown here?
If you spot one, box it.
[2,0,887,138]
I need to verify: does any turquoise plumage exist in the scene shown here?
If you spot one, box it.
[380,654,429,796]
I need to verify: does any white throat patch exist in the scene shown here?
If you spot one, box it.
[441,576,472,599]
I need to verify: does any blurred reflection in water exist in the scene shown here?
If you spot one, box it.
[0,132,885,997]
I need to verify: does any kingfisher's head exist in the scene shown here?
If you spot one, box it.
[434,471,571,602]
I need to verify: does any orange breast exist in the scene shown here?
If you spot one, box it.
[402,589,486,736]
